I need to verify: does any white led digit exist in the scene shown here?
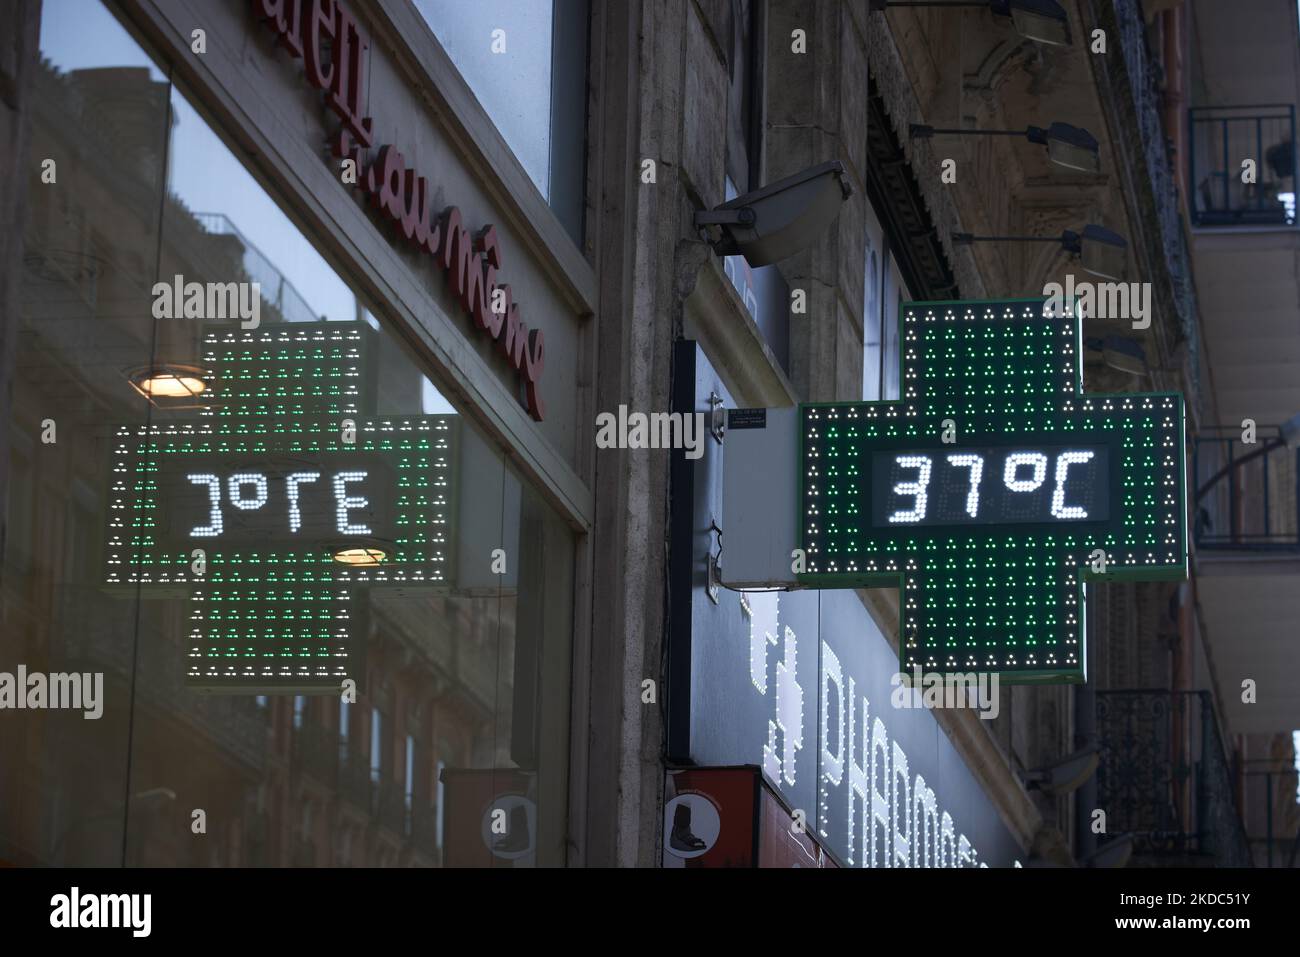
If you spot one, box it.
[228,473,269,510]
[1003,452,1048,493]
[1050,450,1095,519]
[333,470,373,535]
[187,473,223,538]
[285,471,321,532]
[888,455,932,524]
[946,453,984,517]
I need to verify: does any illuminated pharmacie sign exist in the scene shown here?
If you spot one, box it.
[798,298,1187,683]
[250,0,546,419]
[106,325,456,691]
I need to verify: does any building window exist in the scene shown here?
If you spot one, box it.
[370,709,384,783]
[863,202,909,401]
[881,258,910,400]
[293,696,306,731]
[415,0,589,244]
[435,758,447,849]
[404,734,416,834]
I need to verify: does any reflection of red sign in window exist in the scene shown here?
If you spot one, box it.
[440,768,538,868]
[252,0,546,420]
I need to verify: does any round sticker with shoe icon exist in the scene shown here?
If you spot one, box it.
[663,792,720,859]
[480,794,536,862]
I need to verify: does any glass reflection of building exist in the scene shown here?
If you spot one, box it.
[1,2,573,868]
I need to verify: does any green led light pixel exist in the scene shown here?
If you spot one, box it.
[798,298,1187,683]
[106,325,455,692]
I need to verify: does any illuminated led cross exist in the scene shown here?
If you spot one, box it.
[106,325,454,692]
[798,298,1187,682]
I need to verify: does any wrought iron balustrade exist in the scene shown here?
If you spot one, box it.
[1190,105,1298,227]
[1097,690,1251,866]
[193,211,323,323]
[1193,426,1299,550]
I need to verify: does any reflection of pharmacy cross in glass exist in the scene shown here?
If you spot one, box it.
[106,325,455,692]
[797,298,1186,683]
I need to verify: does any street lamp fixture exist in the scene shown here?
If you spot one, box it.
[911,122,1101,173]
[952,224,1128,280]
[868,0,1072,47]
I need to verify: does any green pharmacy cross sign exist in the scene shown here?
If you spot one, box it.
[106,325,455,692]
[797,298,1187,683]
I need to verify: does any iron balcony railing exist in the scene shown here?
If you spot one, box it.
[1190,105,1298,228]
[193,211,324,324]
[1097,690,1251,866]
[1193,426,1299,550]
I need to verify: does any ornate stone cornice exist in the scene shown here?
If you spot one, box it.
[866,76,962,300]
[861,9,989,299]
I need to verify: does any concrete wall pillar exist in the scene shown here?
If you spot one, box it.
[764,1,869,402]
[0,0,42,586]
[585,0,733,867]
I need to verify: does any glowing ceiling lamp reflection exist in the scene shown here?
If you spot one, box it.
[126,364,209,402]
[332,546,388,566]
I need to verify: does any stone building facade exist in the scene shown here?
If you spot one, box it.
[0,0,1291,867]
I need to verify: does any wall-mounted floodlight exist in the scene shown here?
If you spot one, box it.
[1082,834,1135,868]
[1068,225,1127,280]
[952,223,1128,280]
[868,0,1071,47]
[1024,746,1101,796]
[1085,335,1148,376]
[695,160,852,267]
[911,122,1100,173]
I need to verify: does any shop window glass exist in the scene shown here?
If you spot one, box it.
[2,0,574,868]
